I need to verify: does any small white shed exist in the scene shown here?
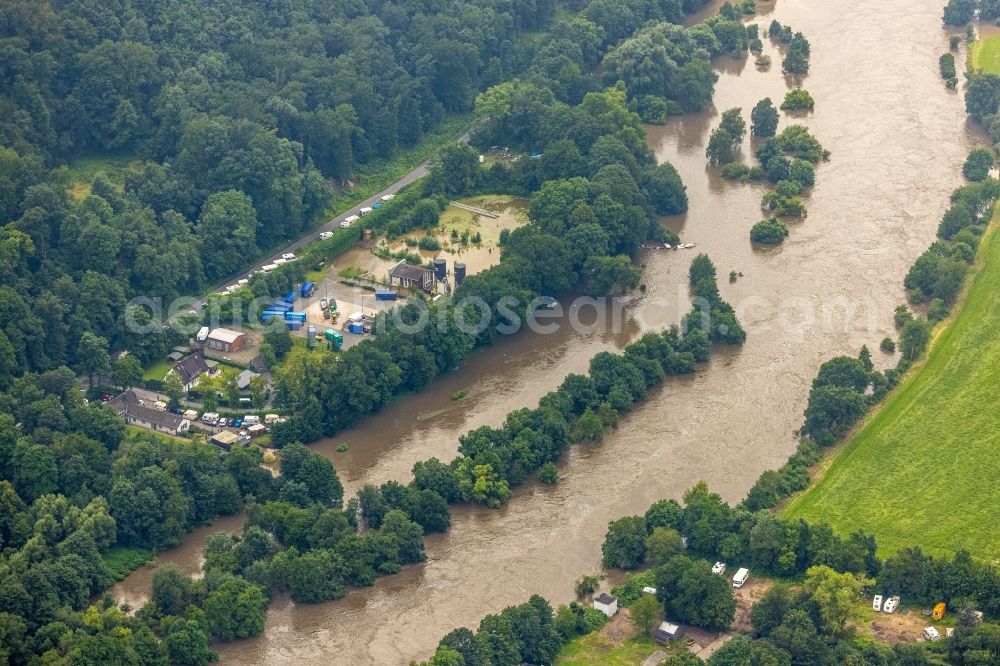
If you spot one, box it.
[593,593,618,618]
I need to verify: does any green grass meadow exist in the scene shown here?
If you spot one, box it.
[969,34,1000,74]
[555,634,662,666]
[783,222,1000,560]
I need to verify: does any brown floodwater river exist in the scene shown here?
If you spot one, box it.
[113,0,980,662]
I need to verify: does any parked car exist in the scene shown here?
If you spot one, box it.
[319,231,333,240]
[217,417,229,427]
[320,298,328,310]
[232,418,244,428]
[381,194,395,202]
[281,252,297,261]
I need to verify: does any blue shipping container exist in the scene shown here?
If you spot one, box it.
[301,281,316,297]
[270,301,292,312]
[284,311,306,323]
[261,310,285,322]
[283,291,297,304]
[375,289,398,301]
[348,322,364,334]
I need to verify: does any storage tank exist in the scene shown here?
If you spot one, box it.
[454,262,466,285]
[433,258,447,282]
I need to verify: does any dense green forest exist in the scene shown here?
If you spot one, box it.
[0,0,737,378]
[0,0,766,661]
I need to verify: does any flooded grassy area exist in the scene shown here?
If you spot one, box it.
[333,195,527,284]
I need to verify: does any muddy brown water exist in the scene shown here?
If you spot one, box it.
[113,0,979,662]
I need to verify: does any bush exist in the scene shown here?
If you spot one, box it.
[750,218,789,244]
[637,95,670,124]
[761,191,806,217]
[776,125,829,162]
[940,53,958,88]
[927,298,950,322]
[539,462,558,484]
[417,235,441,250]
[720,163,753,180]
[962,147,993,181]
[880,337,896,353]
[780,88,815,110]
[575,574,604,598]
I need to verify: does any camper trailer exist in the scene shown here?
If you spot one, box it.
[732,568,750,588]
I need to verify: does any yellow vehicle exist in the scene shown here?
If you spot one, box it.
[931,602,946,621]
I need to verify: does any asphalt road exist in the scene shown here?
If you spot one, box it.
[186,128,473,314]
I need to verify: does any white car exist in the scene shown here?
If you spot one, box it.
[712,562,727,575]
[281,253,297,261]
[340,220,351,228]
[319,231,333,240]
[381,194,395,202]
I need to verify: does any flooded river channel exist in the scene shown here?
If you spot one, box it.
[114,0,979,662]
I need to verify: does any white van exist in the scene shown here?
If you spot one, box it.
[381,194,395,202]
[922,627,941,641]
[261,263,278,273]
[359,207,373,216]
[732,568,749,588]
[202,412,219,425]
[319,231,333,240]
[264,413,280,424]
[712,562,726,575]
[243,415,261,426]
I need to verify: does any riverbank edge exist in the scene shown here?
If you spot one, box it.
[779,205,1000,548]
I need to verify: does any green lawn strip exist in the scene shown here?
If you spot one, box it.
[970,35,1000,74]
[142,358,172,381]
[555,633,663,666]
[783,222,1000,559]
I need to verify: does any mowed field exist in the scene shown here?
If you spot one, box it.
[969,34,1000,74]
[783,220,1000,560]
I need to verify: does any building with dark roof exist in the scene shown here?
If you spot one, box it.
[593,592,619,618]
[170,352,211,391]
[388,260,435,292]
[107,390,190,435]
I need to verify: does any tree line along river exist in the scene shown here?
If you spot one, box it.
[111,0,980,662]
